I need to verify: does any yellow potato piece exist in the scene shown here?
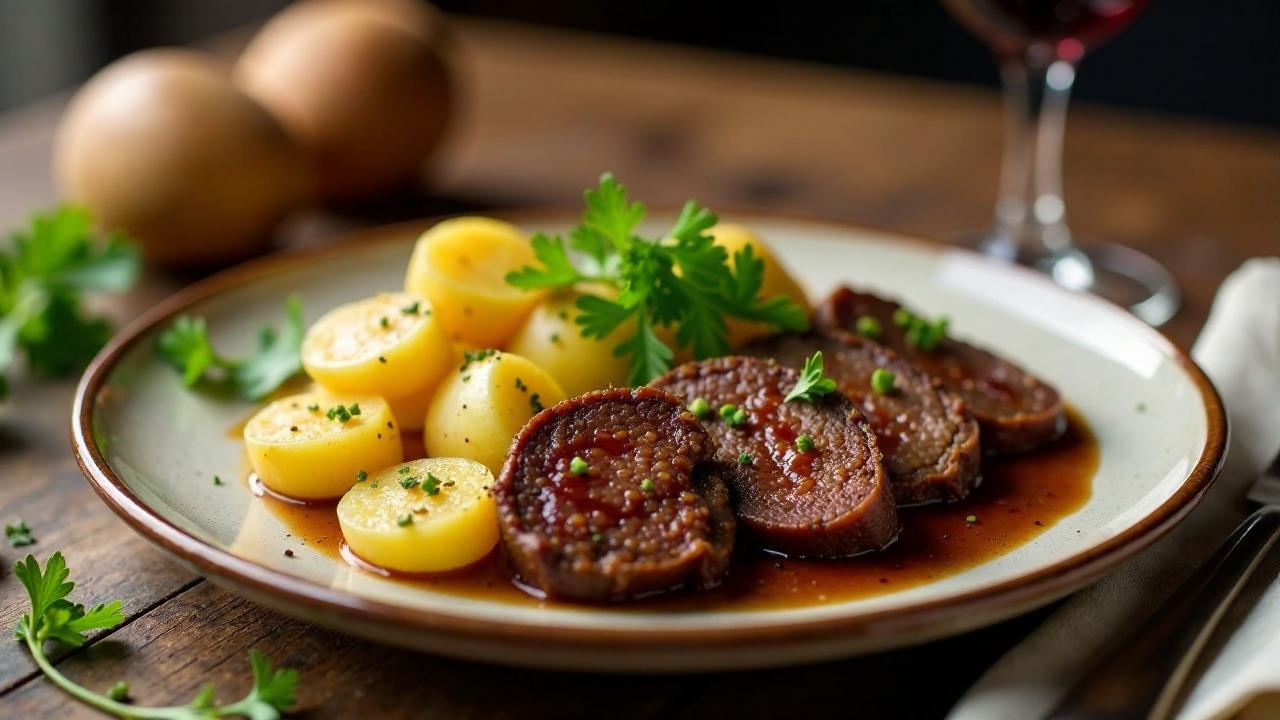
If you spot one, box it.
[505,290,632,396]
[245,391,403,500]
[338,457,498,573]
[301,292,454,431]
[711,223,809,349]
[425,351,565,475]
[404,217,544,347]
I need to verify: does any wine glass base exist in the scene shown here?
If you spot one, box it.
[951,231,1181,327]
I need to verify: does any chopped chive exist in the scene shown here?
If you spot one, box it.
[399,476,420,489]
[892,308,913,327]
[569,456,589,475]
[356,470,368,482]
[397,514,413,527]
[306,404,319,412]
[591,532,604,544]
[688,397,711,419]
[423,473,442,495]
[379,316,390,328]
[213,475,224,486]
[738,452,753,465]
[871,368,897,395]
[855,315,883,339]
[718,403,738,422]
[639,478,655,492]
[728,407,748,427]
[795,434,815,452]
[378,356,387,364]
[401,301,420,315]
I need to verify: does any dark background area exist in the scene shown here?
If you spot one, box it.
[2,0,1277,127]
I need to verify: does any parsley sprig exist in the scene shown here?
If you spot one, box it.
[784,351,837,403]
[14,551,299,719]
[506,174,809,384]
[0,207,140,397]
[157,296,305,401]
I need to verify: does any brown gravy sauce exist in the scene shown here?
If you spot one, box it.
[246,408,1096,611]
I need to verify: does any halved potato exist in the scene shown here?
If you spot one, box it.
[244,391,402,500]
[404,217,543,347]
[301,292,454,430]
[505,289,632,396]
[711,223,809,348]
[337,457,498,573]
[424,350,565,475]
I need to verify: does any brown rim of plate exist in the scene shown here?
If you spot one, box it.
[70,209,1228,651]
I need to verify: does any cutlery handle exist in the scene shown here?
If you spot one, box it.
[1046,506,1280,720]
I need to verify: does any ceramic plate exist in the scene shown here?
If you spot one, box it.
[72,212,1226,672]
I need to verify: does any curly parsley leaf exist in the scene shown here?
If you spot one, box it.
[0,207,140,397]
[784,351,838,403]
[157,295,304,401]
[582,173,645,251]
[505,233,583,290]
[14,551,300,719]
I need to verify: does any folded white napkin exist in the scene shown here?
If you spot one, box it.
[949,258,1280,720]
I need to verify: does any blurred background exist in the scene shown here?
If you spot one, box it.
[3,0,1278,126]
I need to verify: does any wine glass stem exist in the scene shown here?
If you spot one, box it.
[993,57,1078,259]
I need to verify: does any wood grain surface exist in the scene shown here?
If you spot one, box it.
[0,17,1276,719]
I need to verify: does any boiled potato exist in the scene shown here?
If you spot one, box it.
[235,0,452,202]
[301,292,453,430]
[404,217,543,347]
[337,457,498,573]
[505,289,632,396]
[55,49,307,268]
[425,351,565,475]
[245,391,402,500]
[711,223,809,348]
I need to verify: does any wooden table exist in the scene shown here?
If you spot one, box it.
[2,18,1277,719]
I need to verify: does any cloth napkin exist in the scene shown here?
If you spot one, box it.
[949,258,1280,720]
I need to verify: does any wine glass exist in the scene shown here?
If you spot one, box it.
[941,0,1179,326]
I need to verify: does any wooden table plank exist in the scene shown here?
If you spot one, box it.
[0,15,1276,719]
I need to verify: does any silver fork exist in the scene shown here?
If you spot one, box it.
[1048,448,1280,720]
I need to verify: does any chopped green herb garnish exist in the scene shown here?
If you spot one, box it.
[784,351,837,403]
[401,301,420,315]
[569,456,589,475]
[795,434,815,452]
[0,207,140,398]
[6,520,35,547]
[397,514,413,527]
[378,356,387,364]
[504,174,808,384]
[892,308,913,327]
[966,514,978,525]
[550,333,561,343]
[639,478,655,492]
[730,407,748,427]
[855,315,883,339]
[688,397,711,419]
[398,466,411,474]
[356,470,368,482]
[591,532,604,544]
[157,295,305,401]
[423,473,442,496]
[379,316,390,328]
[325,404,359,423]
[514,377,527,392]
[106,681,129,702]
[213,476,224,486]
[718,403,738,422]
[529,393,544,413]
[13,551,298,719]
[893,308,949,352]
[871,367,897,395]
[399,476,420,490]
[460,348,497,372]
[738,452,753,466]
[307,404,319,412]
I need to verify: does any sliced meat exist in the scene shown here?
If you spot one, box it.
[651,356,898,558]
[815,286,1067,455]
[495,386,734,602]
[743,334,981,505]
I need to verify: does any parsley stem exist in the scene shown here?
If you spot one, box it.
[23,631,155,719]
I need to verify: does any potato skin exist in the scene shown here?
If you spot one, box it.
[404,217,544,347]
[244,392,403,500]
[55,49,306,268]
[711,223,809,349]
[338,457,498,573]
[301,292,453,431]
[505,290,632,397]
[424,351,565,475]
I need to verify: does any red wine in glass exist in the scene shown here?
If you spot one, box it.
[945,0,1150,61]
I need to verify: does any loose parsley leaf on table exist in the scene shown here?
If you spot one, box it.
[5,519,35,547]
[14,551,300,719]
[157,295,305,401]
[0,207,140,396]
[506,174,809,385]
